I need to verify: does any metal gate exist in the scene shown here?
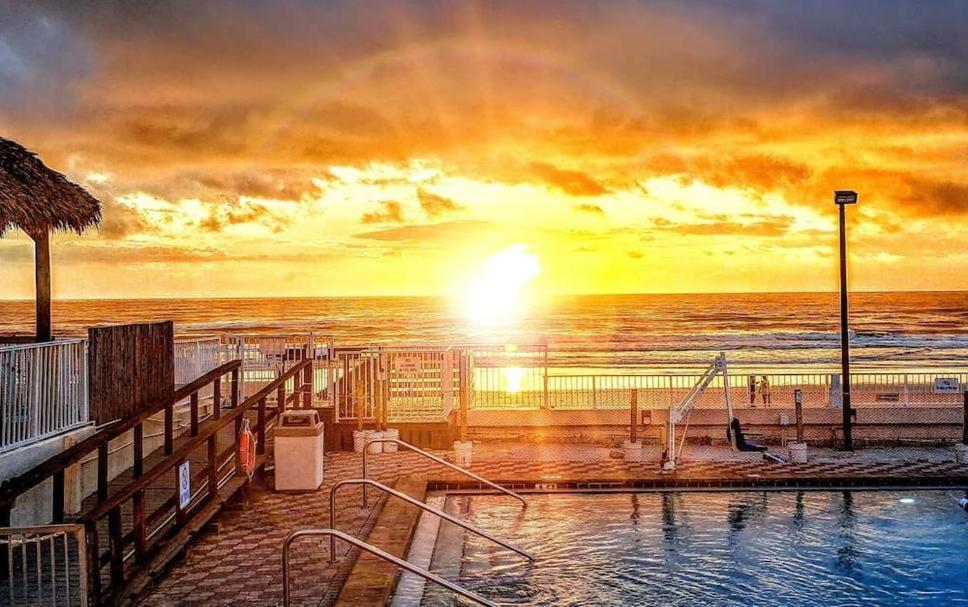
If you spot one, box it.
[0,524,87,606]
[466,344,549,410]
[332,346,462,424]
[382,347,458,423]
[222,334,316,399]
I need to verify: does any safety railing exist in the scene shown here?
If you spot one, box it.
[362,437,527,508]
[0,524,87,606]
[0,360,241,528]
[79,358,313,605]
[173,337,225,388]
[329,478,533,563]
[543,371,968,410]
[282,528,498,607]
[0,340,89,453]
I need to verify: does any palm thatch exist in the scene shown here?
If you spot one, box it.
[0,136,101,238]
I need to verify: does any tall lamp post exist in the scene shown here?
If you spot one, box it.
[835,190,858,450]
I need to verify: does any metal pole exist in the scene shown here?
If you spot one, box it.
[362,437,527,508]
[836,194,855,451]
[329,479,533,563]
[795,389,804,443]
[284,529,499,607]
[962,390,967,445]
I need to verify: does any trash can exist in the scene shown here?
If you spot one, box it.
[275,410,324,491]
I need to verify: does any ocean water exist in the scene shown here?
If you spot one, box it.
[426,491,968,607]
[0,291,965,371]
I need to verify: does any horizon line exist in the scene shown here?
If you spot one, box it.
[0,288,965,303]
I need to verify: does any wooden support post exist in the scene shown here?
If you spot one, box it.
[164,404,173,456]
[213,377,222,420]
[33,231,52,342]
[190,392,199,436]
[133,423,144,477]
[277,384,286,415]
[207,435,219,498]
[97,442,109,503]
[132,490,147,561]
[257,398,266,455]
[132,422,146,560]
[230,369,240,408]
[630,390,638,443]
[302,362,313,408]
[85,521,101,600]
[962,391,967,445]
[0,504,8,581]
[108,506,124,587]
[796,389,805,443]
[52,469,65,523]
[234,416,243,476]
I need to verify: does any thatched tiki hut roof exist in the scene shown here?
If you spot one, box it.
[0,137,101,341]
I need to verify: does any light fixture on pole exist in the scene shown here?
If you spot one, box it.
[834,189,857,450]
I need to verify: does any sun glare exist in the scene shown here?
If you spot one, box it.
[462,245,542,324]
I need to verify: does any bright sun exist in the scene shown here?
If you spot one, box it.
[462,244,542,324]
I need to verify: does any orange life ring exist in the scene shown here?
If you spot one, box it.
[238,419,257,479]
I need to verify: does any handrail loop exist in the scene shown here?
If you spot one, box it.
[328,478,534,563]
[362,437,527,508]
[282,528,499,607]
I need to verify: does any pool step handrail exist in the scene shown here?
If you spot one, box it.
[362,437,527,508]
[329,478,534,563]
[282,528,499,607]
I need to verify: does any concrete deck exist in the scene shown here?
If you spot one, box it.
[134,445,968,607]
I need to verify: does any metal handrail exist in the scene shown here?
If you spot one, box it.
[362,437,527,508]
[282,528,499,607]
[329,478,533,563]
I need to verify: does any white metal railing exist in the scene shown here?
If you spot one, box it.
[0,524,88,606]
[542,371,968,410]
[173,337,225,387]
[0,341,89,453]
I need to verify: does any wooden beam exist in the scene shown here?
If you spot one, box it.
[33,231,52,342]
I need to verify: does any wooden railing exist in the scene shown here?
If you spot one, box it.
[0,360,241,526]
[81,358,314,605]
[1,357,315,604]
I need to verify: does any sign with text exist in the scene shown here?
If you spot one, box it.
[178,461,191,510]
[393,356,422,374]
[933,378,960,394]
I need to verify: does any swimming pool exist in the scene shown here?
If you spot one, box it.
[417,490,968,606]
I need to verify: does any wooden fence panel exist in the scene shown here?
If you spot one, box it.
[88,321,174,425]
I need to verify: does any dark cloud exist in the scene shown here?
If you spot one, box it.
[530,163,609,197]
[91,190,151,240]
[353,219,493,242]
[658,216,795,237]
[894,178,968,216]
[574,203,605,216]
[360,201,406,224]
[200,201,291,233]
[417,189,463,218]
[646,154,812,193]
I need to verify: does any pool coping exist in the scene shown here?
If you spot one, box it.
[428,474,968,492]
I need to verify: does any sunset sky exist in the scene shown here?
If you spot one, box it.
[0,0,965,299]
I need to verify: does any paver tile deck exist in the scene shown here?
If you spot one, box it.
[135,444,968,607]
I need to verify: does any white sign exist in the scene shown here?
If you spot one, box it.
[393,356,421,374]
[933,378,960,394]
[178,461,191,510]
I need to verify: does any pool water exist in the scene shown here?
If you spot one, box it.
[422,490,968,606]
